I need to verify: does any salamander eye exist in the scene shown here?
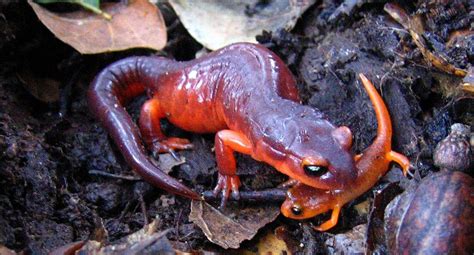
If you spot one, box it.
[291,204,302,215]
[303,165,328,177]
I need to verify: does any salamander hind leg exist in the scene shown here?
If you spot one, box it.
[213,130,252,208]
[388,151,411,176]
[139,98,193,159]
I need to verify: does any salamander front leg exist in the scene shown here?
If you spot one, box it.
[313,205,341,231]
[139,98,193,159]
[213,130,252,208]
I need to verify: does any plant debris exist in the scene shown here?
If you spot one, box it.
[0,0,472,253]
[384,171,474,254]
[29,0,167,54]
[168,0,315,50]
[325,224,367,254]
[189,200,280,249]
[384,3,467,77]
[34,0,111,19]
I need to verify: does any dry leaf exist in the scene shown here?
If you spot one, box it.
[75,218,174,254]
[254,231,290,254]
[158,153,186,174]
[28,0,167,54]
[189,200,280,249]
[462,66,474,94]
[17,67,60,103]
[384,171,474,254]
[325,224,367,254]
[169,0,315,50]
[0,245,17,255]
[384,3,467,77]
[366,183,403,253]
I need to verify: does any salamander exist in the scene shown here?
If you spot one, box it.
[281,74,410,231]
[88,42,359,206]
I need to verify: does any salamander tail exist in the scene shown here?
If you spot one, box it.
[88,56,201,200]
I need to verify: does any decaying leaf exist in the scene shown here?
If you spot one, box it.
[325,224,367,254]
[0,245,17,255]
[254,231,290,254]
[462,67,474,94]
[17,67,61,103]
[157,153,186,174]
[169,0,315,50]
[75,218,175,254]
[34,0,111,19]
[366,183,403,253]
[384,3,467,77]
[384,171,474,254]
[28,0,167,54]
[189,200,280,249]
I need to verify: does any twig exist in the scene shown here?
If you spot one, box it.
[138,193,148,226]
[202,188,287,203]
[124,229,172,255]
[88,170,142,181]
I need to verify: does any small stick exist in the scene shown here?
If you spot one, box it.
[202,188,287,203]
[88,170,142,181]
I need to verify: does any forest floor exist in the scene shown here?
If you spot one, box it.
[0,1,472,254]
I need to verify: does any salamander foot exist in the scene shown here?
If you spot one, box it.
[212,173,241,208]
[149,137,194,160]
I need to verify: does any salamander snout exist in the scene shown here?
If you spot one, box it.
[281,184,334,219]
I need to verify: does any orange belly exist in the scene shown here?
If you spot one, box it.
[153,69,227,133]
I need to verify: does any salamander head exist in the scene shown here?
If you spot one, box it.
[281,183,335,219]
[259,112,357,190]
[291,124,357,189]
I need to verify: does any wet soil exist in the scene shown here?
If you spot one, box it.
[0,1,472,254]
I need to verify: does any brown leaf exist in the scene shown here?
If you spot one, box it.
[169,0,315,50]
[76,219,174,254]
[0,245,17,255]
[366,183,403,253]
[462,66,474,94]
[325,224,367,254]
[254,231,290,254]
[17,67,60,103]
[384,171,474,254]
[157,153,186,174]
[189,200,280,249]
[28,0,167,54]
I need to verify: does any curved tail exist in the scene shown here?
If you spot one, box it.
[88,56,201,200]
[357,73,409,176]
[358,73,392,149]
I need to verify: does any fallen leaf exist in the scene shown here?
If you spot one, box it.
[384,3,467,77]
[17,67,60,103]
[384,171,474,254]
[254,231,290,254]
[158,153,186,174]
[0,245,17,255]
[240,230,290,254]
[75,218,175,254]
[169,0,315,50]
[28,0,167,54]
[34,0,111,19]
[366,183,403,253]
[353,199,370,217]
[325,224,367,254]
[462,66,474,94]
[274,225,306,254]
[189,200,280,249]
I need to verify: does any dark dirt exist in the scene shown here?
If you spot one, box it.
[0,0,472,254]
